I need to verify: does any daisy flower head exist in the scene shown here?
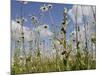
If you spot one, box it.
[43,24,49,29]
[31,15,38,24]
[21,1,28,4]
[31,16,37,21]
[40,4,48,12]
[16,17,26,25]
[48,4,53,9]
[22,17,27,22]
[71,32,74,35]
[16,18,22,24]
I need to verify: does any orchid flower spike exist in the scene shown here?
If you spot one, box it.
[64,7,67,14]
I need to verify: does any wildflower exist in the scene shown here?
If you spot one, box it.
[35,24,53,38]
[48,4,53,9]
[17,40,20,43]
[70,31,75,36]
[31,16,36,20]
[31,16,38,24]
[43,24,49,29]
[61,27,66,34]
[40,4,48,12]
[21,1,28,4]
[62,21,66,25]
[16,18,22,24]
[16,17,26,25]
[72,32,74,35]
[60,31,63,34]
[64,7,67,14]
[22,17,27,22]
[44,25,48,29]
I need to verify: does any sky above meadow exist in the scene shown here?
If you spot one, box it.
[11,0,73,39]
[11,0,96,56]
[11,0,96,44]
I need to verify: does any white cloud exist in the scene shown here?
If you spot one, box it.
[68,5,96,52]
[11,21,54,57]
[70,23,95,52]
[11,21,53,42]
[68,5,83,24]
[11,20,35,41]
[34,24,53,38]
[68,5,96,24]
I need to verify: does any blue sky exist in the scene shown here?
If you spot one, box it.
[11,0,74,40]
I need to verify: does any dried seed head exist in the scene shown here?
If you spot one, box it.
[61,51,67,55]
